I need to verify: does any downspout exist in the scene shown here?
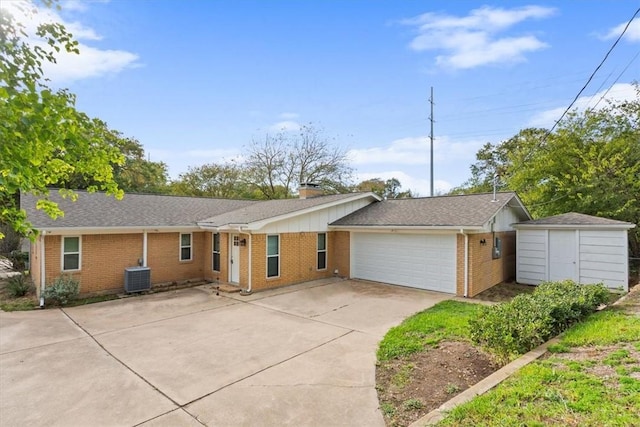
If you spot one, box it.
[237,226,253,294]
[39,231,46,308]
[461,229,469,298]
[142,230,148,267]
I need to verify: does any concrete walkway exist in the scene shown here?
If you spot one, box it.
[0,278,451,426]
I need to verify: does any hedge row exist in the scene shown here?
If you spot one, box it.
[469,280,610,362]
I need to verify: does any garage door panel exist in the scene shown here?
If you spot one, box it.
[352,233,456,293]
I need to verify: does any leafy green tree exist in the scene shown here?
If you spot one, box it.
[0,1,123,238]
[455,84,640,255]
[245,124,353,199]
[356,177,413,199]
[170,162,248,198]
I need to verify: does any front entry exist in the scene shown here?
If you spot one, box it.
[229,234,240,284]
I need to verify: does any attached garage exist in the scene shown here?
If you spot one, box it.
[330,192,533,297]
[351,232,456,293]
[514,212,635,291]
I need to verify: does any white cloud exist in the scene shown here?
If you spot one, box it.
[348,134,483,167]
[4,0,138,84]
[279,112,300,120]
[601,18,640,42]
[528,82,639,128]
[402,5,556,69]
[268,120,301,132]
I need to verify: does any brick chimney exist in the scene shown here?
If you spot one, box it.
[299,183,323,199]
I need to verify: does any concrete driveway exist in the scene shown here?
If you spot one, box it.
[0,278,451,426]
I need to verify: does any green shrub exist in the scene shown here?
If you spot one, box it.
[43,276,80,306]
[7,274,33,297]
[469,280,610,362]
[8,250,29,272]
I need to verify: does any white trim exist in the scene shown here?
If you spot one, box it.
[179,232,193,261]
[142,231,148,267]
[329,226,483,233]
[317,232,327,271]
[37,226,202,235]
[198,193,381,230]
[266,234,280,278]
[212,232,221,272]
[61,235,81,272]
[40,231,46,296]
[514,223,635,230]
[463,232,469,297]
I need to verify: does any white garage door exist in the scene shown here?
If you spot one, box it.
[351,233,456,293]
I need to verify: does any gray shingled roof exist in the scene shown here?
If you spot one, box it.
[198,192,373,227]
[330,192,525,228]
[516,212,634,227]
[21,190,257,228]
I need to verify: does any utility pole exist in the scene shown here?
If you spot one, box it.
[429,86,434,197]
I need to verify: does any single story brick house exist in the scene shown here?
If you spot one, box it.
[21,187,531,299]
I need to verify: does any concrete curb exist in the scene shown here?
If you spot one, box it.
[408,337,560,427]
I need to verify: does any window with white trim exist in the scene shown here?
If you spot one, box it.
[267,235,279,278]
[62,236,81,271]
[180,233,192,261]
[317,233,327,270]
[212,233,221,271]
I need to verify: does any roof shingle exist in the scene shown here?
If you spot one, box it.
[516,212,634,227]
[330,192,524,227]
[21,190,257,228]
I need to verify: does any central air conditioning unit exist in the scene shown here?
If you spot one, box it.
[124,267,151,293]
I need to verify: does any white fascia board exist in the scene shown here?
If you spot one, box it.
[513,223,636,230]
[328,225,484,233]
[38,226,202,235]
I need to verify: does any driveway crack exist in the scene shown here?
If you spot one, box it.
[60,308,206,426]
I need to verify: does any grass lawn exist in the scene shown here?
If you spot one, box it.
[376,300,494,426]
[377,300,484,361]
[437,307,640,426]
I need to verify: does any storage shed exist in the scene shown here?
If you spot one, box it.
[513,212,635,291]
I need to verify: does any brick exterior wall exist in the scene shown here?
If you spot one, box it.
[147,232,206,285]
[467,231,516,297]
[456,231,516,297]
[38,232,207,296]
[202,232,230,284]
[249,232,335,291]
[330,231,350,278]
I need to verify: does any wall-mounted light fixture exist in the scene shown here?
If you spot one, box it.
[480,238,487,246]
[240,238,247,246]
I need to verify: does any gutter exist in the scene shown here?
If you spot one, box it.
[460,229,469,298]
[39,231,46,308]
[236,226,253,294]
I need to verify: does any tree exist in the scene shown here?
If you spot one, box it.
[245,124,353,199]
[1,1,123,238]
[170,162,248,198]
[450,128,546,194]
[356,177,413,199]
[455,84,640,255]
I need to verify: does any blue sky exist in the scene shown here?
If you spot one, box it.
[6,1,640,195]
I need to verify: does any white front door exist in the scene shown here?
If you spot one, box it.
[549,230,577,281]
[230,234,240,284]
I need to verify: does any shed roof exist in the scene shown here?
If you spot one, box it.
[514,212,635,229]
[330,192,529,229]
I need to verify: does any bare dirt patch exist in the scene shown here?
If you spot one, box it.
[376,340,500,427]
[472,281,536,303]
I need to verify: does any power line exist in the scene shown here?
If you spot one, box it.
[544,7,640,137]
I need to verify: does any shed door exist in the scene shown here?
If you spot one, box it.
[549,230,577,281]
[351,233,456,294]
